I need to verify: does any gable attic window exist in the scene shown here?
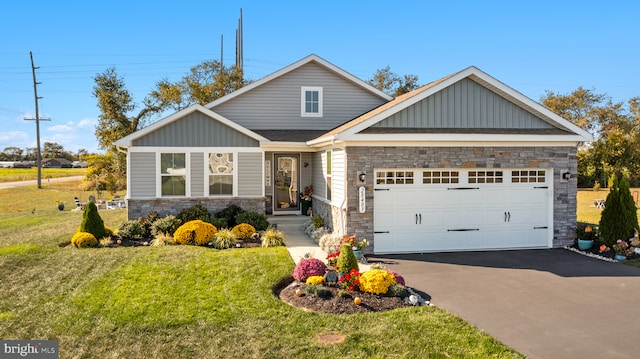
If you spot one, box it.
[301,86,323,117]
[160,153,186,196]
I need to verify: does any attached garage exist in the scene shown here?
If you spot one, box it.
[373,168,552,253]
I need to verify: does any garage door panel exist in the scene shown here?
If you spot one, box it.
[373,168,551,253]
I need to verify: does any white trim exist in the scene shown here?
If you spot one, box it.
[114,104,269,147]
[204,54,392,109]
[301,86,323,117]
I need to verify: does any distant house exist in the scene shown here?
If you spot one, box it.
[42,158,72,168]
[115,54,592,254]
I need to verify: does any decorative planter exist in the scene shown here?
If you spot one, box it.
[614,254,627,261]
[57,204,64,211]
[577,239,594,250]
[353,250,362,261]
[301,199,312,216]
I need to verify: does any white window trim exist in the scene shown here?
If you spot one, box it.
[206,151,237,197]
[157,152,189,197]
[301,86,323,117]
[325,150,332,200]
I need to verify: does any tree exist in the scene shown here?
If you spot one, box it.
[42,142,64,158]
[2,146,24,161]
[541,87,607,135]
[599,175,638,246]
[368,66,420,97]
[80,153,126,196]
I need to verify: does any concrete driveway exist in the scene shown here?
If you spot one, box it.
[370,249,640,359]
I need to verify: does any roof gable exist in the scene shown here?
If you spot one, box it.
[313,66,593,144]
[114,105,268,147]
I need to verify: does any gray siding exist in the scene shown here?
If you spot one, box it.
[133,111,259,147]
[238,152,263,196]
[130,152,156,198]
[300,152,313,191]
[191,152,205,197]
[374,78,554,129]
[331,149,345,204]
[312,152,327,198]
[211,62,387,131]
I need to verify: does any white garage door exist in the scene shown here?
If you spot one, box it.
[373,169,552,253]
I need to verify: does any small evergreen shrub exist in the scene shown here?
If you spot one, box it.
[599,175,639,246]
[118,220,144,240]
[204,216,228,230]
[177,204,210,223]
[80,201,107,240]
[215,204,245,228]
[306,285,332,299]
[151,215,182,236]
[311,214,324,228]
[336,244,359,274]
[359,269,397,295]
[305,276,325,286]
[71,231,98,248]
[261,227,286,247]
[293,258,326,281]
[387,283,409,298]
[235,210,269,231]
[174,220,218,245]
[231,223,256,240]
[136,217,154,238]
[212,228,238,249]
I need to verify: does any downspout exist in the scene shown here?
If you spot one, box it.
[116,145,129,200]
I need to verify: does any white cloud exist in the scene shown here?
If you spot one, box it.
[77,118,96,129]
[0,131,31,149]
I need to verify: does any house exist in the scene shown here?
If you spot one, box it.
[42,158,72,168]
[115,54,592,254]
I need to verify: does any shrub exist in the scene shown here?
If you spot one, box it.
[80,201,107,240]
[387,283,409,298]
[136,217,154,238]
[305,276,325,286]
[151,215,182,236]
[359,269,397,295]
[205,216,228,230]
[213,228,238,249]
[215,204,245,228]
[99,237,113,247]
[599,175,639,246]
[319,232,342,253]
[118,220,144,241]
[174,220,218,245]
[311,214,324,228]
[293,258,326,282]
[151,232,174,246]
[176,204,210,223]
[261,227,286,247]
[71,231,98,248]
[336,244,359,274]
[311,227,328,243]
[235,210,269,231]
[387,270,405,286]
[231,223,256,240]
[306,285,332,299]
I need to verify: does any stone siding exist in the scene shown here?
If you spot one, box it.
[345,146,578,251]
[127,197,266,220]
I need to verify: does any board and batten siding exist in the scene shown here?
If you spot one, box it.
[374,78,555,129]
[132,111,259,147]
[238,152,263,196]
[211,62,387,131]
[190,153,205,197]
[312,151,327,199]
[331,149,345,205]
[129,152,156,198]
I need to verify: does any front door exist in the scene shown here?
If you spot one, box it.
[274,155,300,212]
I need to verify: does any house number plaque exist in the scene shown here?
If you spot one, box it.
[358,186,366,213]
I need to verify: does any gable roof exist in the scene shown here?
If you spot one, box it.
[204,54,393,109]
[308,66,593,145]
[114,104,269,147]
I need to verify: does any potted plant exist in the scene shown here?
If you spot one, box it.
[342,234,368,261]
[55,200,65,211]
[575,222,598,250]
[300,185,312,216]
[613,239,631,261]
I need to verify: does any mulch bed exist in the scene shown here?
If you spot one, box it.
[568,242,640,261]
[274,276,425,314]
[59,237,264,248]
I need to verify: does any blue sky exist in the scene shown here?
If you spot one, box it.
[1,0,638,154]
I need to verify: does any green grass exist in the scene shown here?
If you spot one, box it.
[0,167,87,183]
[0,181,523,358]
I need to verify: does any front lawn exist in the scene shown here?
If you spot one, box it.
[0,182,523,358]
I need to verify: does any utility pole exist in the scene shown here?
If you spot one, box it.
[24,51,50,189]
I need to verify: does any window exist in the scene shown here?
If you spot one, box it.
[209,152,234,195]
[423,171,459,184]
[160,153,186,196]
[511,170,546,183]
[468,171,503,184]
[301,86,323,117]
[376,170,414,185]
[325,151,332,200]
